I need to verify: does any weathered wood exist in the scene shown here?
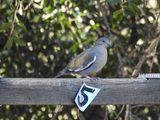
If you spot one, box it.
[0,78,160,105]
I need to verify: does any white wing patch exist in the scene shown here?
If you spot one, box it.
[68,56,97,72]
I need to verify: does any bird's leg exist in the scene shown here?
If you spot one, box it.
[84,75,99,81]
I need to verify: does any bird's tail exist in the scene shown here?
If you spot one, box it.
[54,73,64,78]
[54,69,67,78]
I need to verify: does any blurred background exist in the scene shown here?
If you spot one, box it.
[0,0,160,119]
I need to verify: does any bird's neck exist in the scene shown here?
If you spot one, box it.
[94,43,106,47]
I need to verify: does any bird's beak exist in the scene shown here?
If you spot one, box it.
[108,43,112,48]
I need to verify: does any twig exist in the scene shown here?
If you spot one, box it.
[131,112,142,120]
[51,105,63,120]
[116,48,124,77]
[104,106,109,120]
[155,12,160,27]
[132,36,160,77]
[8,1,20,39]
[114,105,125,120]
[124,105,131,120]
[149,41,159,72]
[24,0,33,10]
[97,0,111,34]
[130,105,151,110]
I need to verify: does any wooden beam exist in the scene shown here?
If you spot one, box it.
[0,78,160,105]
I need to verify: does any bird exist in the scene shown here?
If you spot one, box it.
[55,37,111,80]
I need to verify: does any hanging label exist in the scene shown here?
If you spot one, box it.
[74,83,101,112]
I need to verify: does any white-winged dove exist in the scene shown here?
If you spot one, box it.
[55,37,111,79]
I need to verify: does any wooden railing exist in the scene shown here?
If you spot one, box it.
[0,78,160,105]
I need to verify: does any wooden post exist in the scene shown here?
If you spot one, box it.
[0,78,160,105]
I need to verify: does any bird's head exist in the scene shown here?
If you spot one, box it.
[95,37,112,48]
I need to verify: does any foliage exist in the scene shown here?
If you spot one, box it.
[0,0,160,119]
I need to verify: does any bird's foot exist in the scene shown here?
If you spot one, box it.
[84,75,99,82]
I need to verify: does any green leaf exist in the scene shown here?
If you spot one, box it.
[17,20,27,32]
[0,22,12,32]
[4,38,13,49]
[127,3,140,14]
[43,5,53,13]
[9,2,16,11]
[32,15,41,22]
[128,3,137,13]
[127,0,142,4]
[70,42,79,53]
[14,37,26,46]
[91,23,100,30]
[124,2,140,15]
[5,36,26,49]
[113,10,123,20]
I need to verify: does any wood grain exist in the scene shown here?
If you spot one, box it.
[0,78,160,105]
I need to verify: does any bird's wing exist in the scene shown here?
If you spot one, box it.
[66,49,96,73]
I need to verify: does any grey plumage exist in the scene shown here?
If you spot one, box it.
[55,37,111,78]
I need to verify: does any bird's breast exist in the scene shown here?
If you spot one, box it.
[94,46,108,71]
